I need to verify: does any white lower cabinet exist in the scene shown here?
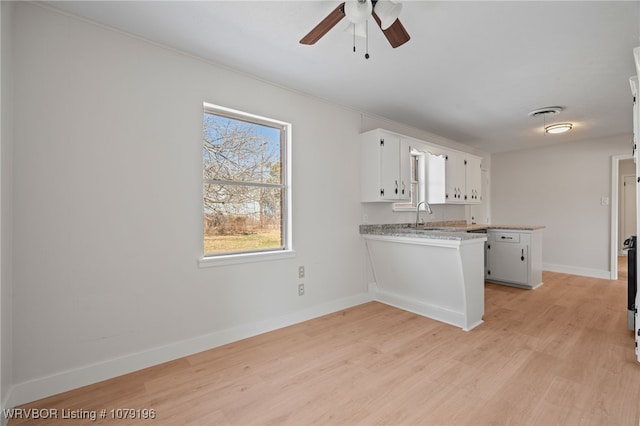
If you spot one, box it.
[485,229,543,289]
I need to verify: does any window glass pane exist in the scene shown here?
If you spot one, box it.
[204,184,283,255]
[202,104,289,258]
[203,113,282,184]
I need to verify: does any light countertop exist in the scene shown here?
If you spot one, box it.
[359,222,545,241]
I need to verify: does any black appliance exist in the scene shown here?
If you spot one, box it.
[624,236,637,331]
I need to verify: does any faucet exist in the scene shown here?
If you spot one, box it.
[416,201,433,228]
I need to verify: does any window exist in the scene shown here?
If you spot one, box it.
[394,149,427,210]
[202,103,291,261]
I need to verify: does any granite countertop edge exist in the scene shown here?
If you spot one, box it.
[359,222,545,241]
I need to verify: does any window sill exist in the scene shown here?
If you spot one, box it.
[198,249,296,268]
[392,206,416,212]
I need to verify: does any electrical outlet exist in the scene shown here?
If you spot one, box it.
[298,266,305,279]
[298,283,305,296]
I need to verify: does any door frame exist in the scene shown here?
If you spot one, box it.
[621,174,637,254]
[611,153,634,280]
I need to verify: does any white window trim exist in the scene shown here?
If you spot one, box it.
[200,102,293,266]
[393,150,427,212]
[198,249,296,268]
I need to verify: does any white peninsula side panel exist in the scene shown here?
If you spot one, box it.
[364,235,486,331]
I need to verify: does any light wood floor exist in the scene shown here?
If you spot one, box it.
[9,268,640,425]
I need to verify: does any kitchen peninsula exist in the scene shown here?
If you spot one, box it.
[360,223,544,331]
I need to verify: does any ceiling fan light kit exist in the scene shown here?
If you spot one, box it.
[344,0,372,24]
[299,0,410,52]
[374,0,403,30]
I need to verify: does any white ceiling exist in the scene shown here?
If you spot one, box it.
[47,1,640,153]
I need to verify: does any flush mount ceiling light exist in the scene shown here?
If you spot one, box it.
[545,123,573,134]
[528,106,573,135]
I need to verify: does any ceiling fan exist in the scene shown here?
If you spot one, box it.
[300,0,410,49]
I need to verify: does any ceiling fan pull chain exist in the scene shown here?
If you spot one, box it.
[353,22,356,53]
[365,19,370,59]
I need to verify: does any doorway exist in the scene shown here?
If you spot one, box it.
[611,155,636,280]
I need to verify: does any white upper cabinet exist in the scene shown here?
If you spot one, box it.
[445,151,465,203]
[360,129,411,202]
[428,150,482,204]
[361,128,483,205]
[465,156,482,203]
[426,153,446,204]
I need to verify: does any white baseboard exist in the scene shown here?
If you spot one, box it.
[5,293,372,409]
[373,288,482,331]
[543,263,612,280]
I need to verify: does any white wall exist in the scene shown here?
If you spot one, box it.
[0,0,13,417]
[7,2,381,406]
[491,134,631,278]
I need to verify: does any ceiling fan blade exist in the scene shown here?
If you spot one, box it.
[372,12,410,48]
[300,3,346,45]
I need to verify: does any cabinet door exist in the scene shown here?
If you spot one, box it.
[426,153,446,204]
[379,136,401,200]
[398,140,411,201]
[445,152,464,203]
[465,156,482,203]
[360,130,411,202]
[379,136,410,201]
[487,242,529,285]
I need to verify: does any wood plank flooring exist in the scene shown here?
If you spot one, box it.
[9,269,640,425]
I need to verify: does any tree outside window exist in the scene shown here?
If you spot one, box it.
[203,104,289,256]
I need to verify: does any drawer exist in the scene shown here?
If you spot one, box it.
[492,232,520,243]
